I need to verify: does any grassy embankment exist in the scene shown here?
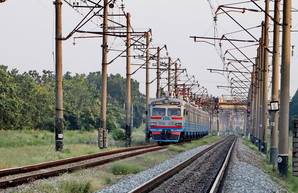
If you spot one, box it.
[244,139,298,193]
[0,129,149,169]
[0,129,220,193]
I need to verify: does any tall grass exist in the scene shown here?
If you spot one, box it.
[183,136,220,149]
[0,130,98,148]
[0,130,114,169]
[166,136,220,152]
[0,128,150,170]
[110,160,146,175]
[168,145,185,152]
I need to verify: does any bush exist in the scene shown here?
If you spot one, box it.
[59,179,91,193]
[110,129,126,141]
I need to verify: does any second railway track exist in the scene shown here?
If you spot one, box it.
[0,144,166,188]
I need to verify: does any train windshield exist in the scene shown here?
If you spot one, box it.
[167,108,181,116]
[151,107,181,116]
[152,108,166,116]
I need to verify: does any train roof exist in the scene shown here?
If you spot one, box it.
[149,97,208,114]
[148,97,188,106]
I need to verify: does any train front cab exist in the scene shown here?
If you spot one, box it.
[148,99,184,143]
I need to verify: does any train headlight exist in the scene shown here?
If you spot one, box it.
[175,123,182,126]
[151,122,157,126]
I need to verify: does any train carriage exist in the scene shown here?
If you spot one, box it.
[146,97,209,143]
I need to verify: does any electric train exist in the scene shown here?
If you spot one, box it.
[146,97,210,143]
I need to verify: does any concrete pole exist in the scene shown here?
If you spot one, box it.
[249,80,254,139]
[125,13,132,147]
[217,109,220,136]
[168,57,171,95]
[210,110,213,134]
[145,31,150,142]
[278,0,291,178]
[255,47,261,146]
[156,47,161,98]
[258,27,265,151]
[55,0,64,152]
[145,32,150,108]
[99,0,109,149]
[258,28,264,150]
[174,62,178,97]
[252,60,257,142]
[270,0,281,166]
[261,0,270,154]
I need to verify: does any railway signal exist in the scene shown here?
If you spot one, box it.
[215,104,219,110]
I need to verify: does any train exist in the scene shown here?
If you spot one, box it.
[146,97,210,144]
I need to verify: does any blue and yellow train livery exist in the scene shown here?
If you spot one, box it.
[146,97,209,143]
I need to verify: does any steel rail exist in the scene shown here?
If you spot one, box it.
[128,137,232,193]
[209,137,237,193]
[0,145,166,188]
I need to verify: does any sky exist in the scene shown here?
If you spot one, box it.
[0,0,297,98]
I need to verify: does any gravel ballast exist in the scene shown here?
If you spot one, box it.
[98,137,288,193]
[221,138,288,193]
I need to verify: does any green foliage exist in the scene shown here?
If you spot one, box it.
[0,66,145,132]
[243,139,259,151]
[290,89,298,130]
[110,128,126,140]
[0,130,102,169]
[106,104,126,131]
[141,154,169,166]
[110,160,145,175]
[0,66,55,131]
[131,125,150,146]
[0,130,98,148]
[58,179,91,193]
[190,136,220,147]
[168,145,185,152]
[168,137,220,152]
[17,178,92,193]
[63,72,100,131]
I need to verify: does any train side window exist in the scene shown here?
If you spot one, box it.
[183,110,188,116]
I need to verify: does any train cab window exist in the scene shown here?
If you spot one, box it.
[152,108,166,116]
[167,108,181,116]
[183,110,189,116]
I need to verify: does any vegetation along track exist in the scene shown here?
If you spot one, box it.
[130,135,236,193]
[0,144,166,188]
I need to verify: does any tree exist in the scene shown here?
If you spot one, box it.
[0,66,22,129]
[290,89,298,129]
[63,72,100,131]
[0,65,146,132]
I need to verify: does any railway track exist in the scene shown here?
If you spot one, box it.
[0,144,166,188]
[129,135,236,193]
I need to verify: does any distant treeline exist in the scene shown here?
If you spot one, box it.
[0,65,146,131]
[290,89,298,129]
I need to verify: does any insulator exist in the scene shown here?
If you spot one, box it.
[213,16,217,22]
